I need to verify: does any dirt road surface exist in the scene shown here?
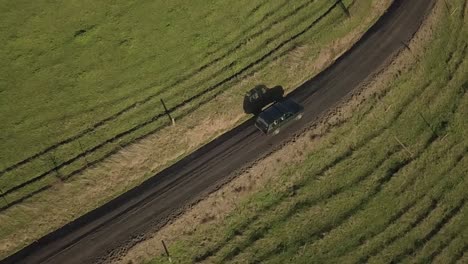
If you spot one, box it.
[1,0,435,263]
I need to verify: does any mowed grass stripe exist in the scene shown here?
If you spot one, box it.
[160,1,334,100]
[194,66,458,264]
[296,164,467,264]
[0,0,336,200]
[0,1,332,198]
[209,54,463,259]
[243,126,463,263]
[216,146,405,262]
[147,1,467,262]
[241,150,422,264]
[317,146,468,263]
[331,141,468,262]
[195,26,468,262]
[0,0,340,204]
[294,121,467,252]
[0,0,363,214]
[221,122,452,262]
[341,87,468,262]
[194,113,400,261]
[432,225,468,263]
[0,0,311,174]
[269,15,468,264]
[342,5,466,262]
[0,0,297,168]
[196,111,409,261]
[0,0,325,174]
[0,0,311,175]
[370,181,467,264]
[409,204,468,264]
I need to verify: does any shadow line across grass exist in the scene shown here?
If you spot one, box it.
[0,1,345,212]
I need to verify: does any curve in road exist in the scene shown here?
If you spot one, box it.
[1,0,435,263]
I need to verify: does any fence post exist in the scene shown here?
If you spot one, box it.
[162,240,172,263]
[160,99,175,126]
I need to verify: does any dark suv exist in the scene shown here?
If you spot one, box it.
[255,99,303,135]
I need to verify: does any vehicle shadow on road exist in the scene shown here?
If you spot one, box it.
[243,85,285,115]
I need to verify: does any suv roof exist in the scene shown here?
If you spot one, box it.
[255,99,303,134]
[258,99,302,123]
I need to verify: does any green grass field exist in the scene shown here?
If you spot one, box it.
[0,0,349,212]
[148,1,468,263]
[0,0,392,258]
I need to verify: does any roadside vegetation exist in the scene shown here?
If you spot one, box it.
[0,0,391,259]
[147,0,468,263]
